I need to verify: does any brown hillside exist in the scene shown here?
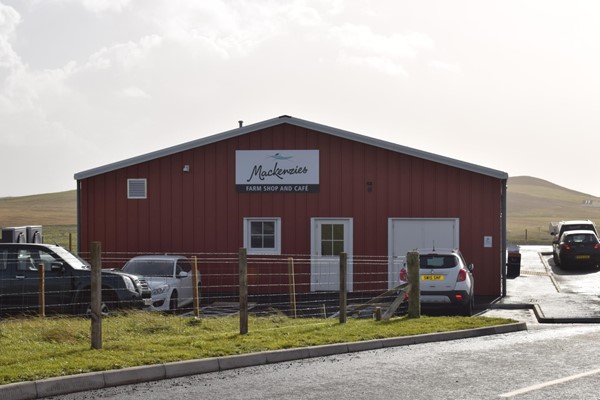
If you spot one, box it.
[0,191,76,226]
[507,176,600,243]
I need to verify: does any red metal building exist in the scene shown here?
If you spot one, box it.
[74,116,508,298]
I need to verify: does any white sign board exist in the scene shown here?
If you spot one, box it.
[484,236,493,248]
[236,150,319,193]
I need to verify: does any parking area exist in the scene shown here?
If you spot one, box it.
[482,245,600,324]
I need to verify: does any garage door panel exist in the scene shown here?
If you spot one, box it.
[388,218,459,288]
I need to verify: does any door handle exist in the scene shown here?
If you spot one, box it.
[15,275,25,279]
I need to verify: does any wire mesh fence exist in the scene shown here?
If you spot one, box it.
[0,248,406,328]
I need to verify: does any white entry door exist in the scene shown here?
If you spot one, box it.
[311,218,353,291]
[388,218,459,288]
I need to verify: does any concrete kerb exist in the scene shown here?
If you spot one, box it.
[0,322,526,400]
[491,301,600,324]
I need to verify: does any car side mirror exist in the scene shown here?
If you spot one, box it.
[467,263,474,272]
[177,271,189,278]
[50,262,64,272]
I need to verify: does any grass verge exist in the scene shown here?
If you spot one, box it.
[0,311,515,385]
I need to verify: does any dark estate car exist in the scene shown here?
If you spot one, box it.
[553,230,600,269]
[551,220,598,248]
[0,243,152,315]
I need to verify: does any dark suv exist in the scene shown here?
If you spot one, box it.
[0,243,151,315]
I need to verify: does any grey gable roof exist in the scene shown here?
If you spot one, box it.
[74,115,508,180]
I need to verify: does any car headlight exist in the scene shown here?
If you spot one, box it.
[152,284,169,296]
[123,276,136,292]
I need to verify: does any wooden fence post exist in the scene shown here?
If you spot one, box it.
[288,257,297,318]
[239,248,248,335]
[38,263,45,318]
[192,256,200,319]
[90,241,102,349]
[407,251,421,319]
[339,252,347,324]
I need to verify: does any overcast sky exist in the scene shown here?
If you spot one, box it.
[1,0,600,198]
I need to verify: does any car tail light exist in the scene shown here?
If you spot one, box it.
[595,244,600,249]
[399,267,408,282]
[455,294,463,301]
[457,268,467,282]
[562,244,571,251]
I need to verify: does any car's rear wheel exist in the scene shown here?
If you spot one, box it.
[559,257,568,269]
[169,291,178,313]
[460,292,474,317]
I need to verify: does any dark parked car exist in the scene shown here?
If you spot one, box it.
[553,230,600,269]
[551,220,598,249]
[0,243,151,315]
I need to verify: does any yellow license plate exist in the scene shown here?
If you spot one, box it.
[422,275,444,281]
[576,255,590,259]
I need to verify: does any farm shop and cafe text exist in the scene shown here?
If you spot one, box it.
[236,150,319,193]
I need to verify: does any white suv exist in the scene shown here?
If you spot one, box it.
[400,248,475,316]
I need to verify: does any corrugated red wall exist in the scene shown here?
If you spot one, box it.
[78,123,503,296]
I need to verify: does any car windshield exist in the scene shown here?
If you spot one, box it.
[420,255,458,269]
[123,260,174,277]
[52,246,91,269]
[564,224,594,232]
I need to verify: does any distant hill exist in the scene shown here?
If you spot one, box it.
[508,176,600,218]
[0,190,76,226]
[0,177,598,244]
[507,176,600,243]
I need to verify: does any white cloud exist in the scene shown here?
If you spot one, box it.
[41,0,132,14]
[328,24,434,75]
[85,35,163,70]
[81,0,132,13]
[0,4,21,69]
[429,60,461,74]
[120,86,149,98]
[337,53,408,76]
[330,24,433,58]
[0,3,19,35]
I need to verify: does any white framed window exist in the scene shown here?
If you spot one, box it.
[243,218,281,255]
[128,179,147,199]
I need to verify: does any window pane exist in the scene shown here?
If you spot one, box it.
[179,260,192,272]
[333,224,344,240]
[263,235,275,248]
[322,241,333,256]
[263,222,275,235]
[251,235,263,248]
[322,224,332,240]
[333,241,344,256]
[251,222,263,235]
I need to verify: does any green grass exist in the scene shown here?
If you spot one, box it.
[42,225,77,252]
[0,311,515,385]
